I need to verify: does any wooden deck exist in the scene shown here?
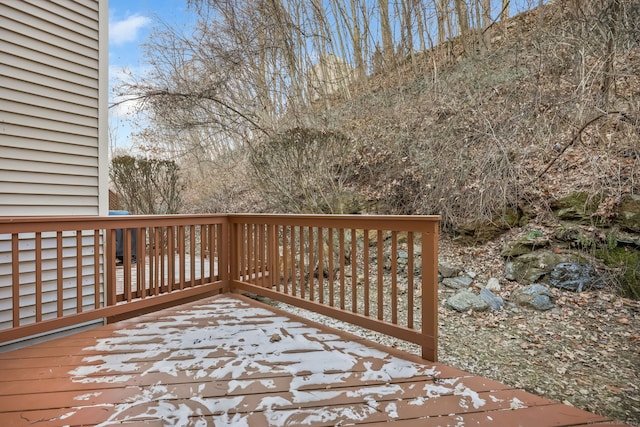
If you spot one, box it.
[0,294,628,427]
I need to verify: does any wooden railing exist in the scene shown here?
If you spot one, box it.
[0,215,228,344]
[229,214,439,361]
[0,214,439,361]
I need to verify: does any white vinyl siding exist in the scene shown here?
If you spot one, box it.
[0,0,102,216]
[0,0,107,340]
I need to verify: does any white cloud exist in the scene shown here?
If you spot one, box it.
[108,65,150,120]
[110,14,151,45]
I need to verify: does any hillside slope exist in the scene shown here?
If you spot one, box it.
[314,0,639,230]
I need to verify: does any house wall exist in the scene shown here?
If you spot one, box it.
[0,0,108,216]
[0,0,108,341]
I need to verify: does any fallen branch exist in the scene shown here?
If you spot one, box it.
[531,111,625,183]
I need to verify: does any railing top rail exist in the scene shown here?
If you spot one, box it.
[0,214,228,234]
[228,214,441,230]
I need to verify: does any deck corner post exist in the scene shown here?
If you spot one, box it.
[421,220,439,362]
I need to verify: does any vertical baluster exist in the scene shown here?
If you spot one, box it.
[190,225,196,287]
[123,229,132,302]
[238,224,245,282]
[149,227,156,295]
[35,232,42,322]
[208,224,218,282]
[270,224,278,291]
[210,224,216,281]
[339,228,345,310]
[217,222,225,287]
[363,230,370,317]
[106,229,116,306]
[179,226,186,289]
[12,233,19,326]
[259,224,265,287]
[377,230,384,321]
[248,224,255,283]
[282,226,289,294]
[328,228,334,306]
[290,227,297,297]
[76,230,83,312]
[200,225,206,283]
[407,232,415,329]
[351,228,357,313]
[167,226,175,292]
[157,227,164,294]
[252,224,258,284]
[317,227,324,304]
[57,231,64,315]
[299,226,305,299]
[391,230,398,325]
[93,229,100,309]
[308,226,314,301]
[139,227,146,298]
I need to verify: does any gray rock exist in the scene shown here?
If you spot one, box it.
[501,235,550,257]
[530,294,555,311]
[442,276,473,289]
[447,289,489,312]
[616,194,640,232]
[547,262,604,292]
[480,287,504,311]
[512,284,555,311]
[485,277,502,292]
[439,261,461,278]
[504,250,567,283]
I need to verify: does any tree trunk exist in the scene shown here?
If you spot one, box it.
[350,0,366,81]
[378,0,394,67]
[454,0,470,54]
[482,0,491,49]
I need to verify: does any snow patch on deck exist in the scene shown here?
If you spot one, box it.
[68,296,451,426]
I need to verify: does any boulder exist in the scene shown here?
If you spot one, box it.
[480,287,504,311]
[485,277,502,292]
[547,261,605,292]
[442,276,474,290]
[504,250,566,283]
[616,194,640,232]
[512,284,555,311]
[501,231,550,257]
[551,192,603,225]
[447,289,489,312]
[439,261,461,278]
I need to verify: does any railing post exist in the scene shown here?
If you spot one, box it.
[421,221,439,362]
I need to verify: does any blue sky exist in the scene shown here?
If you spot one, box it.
[108,0,191,152]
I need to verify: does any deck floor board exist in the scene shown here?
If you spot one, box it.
[0,294,628,426]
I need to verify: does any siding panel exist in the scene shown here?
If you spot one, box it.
[1,47,97,89]
[1,87,97,119]
[0,170,97,187]
[1,123,97,147]
[1,135,97,157]
[2,7,97,58]
[1,146,98,167]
